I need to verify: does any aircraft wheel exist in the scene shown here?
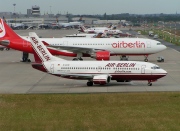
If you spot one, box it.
[144,58,148,62]
[72,58,79,61]
[87,81,93,86]
[28,59,31,62]
[78,57,83,61]
[148,83,152,86]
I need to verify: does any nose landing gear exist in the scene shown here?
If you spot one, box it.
[147,80,157,86]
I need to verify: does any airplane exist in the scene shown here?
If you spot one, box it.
[79,25,122,35]
[54,16,83,29]
[0,18,167,62]
[29,32,167,86]
[87,24,115,30]
[58,21,83,29]
[65,32,104,38]
[7,22,26,30]
[78,26,104,34]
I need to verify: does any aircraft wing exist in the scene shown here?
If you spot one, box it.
[57,73,94,79]
[42,40,112,54]
[48,45,111,54]
[56,73,110,80]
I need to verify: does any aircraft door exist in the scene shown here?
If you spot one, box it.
[141,65,146,74]
[50,64,54,74]
[147,41,151,48]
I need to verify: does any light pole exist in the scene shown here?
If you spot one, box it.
[13,4,16,23]
[13,4,16,14]
[175,21,176,44]
[170,21,172,43]
[50,6,52,14]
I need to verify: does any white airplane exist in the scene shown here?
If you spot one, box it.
[29,32,167,86]
[0,18,166,62]
[65,33,104,38]
[79,25,122,35]
[88,24,114,30]
[7,22,25,29]
[79,26,104,34]
[59,21,83,29]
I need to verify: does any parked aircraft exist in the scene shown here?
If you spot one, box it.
[29,32,167,86]
[7,22,26,30]
[79,25,122,35]
[59,21,83,29]
[65,32,103,38]
[0,18,166,62]
[88,24,114,30]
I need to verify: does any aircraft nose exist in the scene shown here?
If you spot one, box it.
[162,45,167,50]
[161,69,167,75]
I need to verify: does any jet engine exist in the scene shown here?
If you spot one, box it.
[93,75,111,85]
[91,51,110,60]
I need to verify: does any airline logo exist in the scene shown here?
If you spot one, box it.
[105,62,136,67]
[30,37,51,61]
[112,41,145,48]
[0,19,5,38]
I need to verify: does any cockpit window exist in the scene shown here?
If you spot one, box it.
[151,66,160,69]
[157,43,161,45]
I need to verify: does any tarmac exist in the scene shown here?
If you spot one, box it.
[0,28,179,94]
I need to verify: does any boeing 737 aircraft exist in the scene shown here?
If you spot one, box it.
[29,32,167,86]
[0,18,166,61]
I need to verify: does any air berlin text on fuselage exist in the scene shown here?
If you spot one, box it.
[112,41,145,48]
[31,37,51,61]
[105,63,136,68]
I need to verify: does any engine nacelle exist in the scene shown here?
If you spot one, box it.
[93,75,111,85]
[91,51,110,61]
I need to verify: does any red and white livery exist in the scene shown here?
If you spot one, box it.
[29,32,167,86]
[0,18,166,61]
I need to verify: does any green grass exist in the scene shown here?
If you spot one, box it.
[139,29,180,46]
[0,92,180,131]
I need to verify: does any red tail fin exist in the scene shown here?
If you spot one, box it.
[95,32,103,38]
[79,26,85,32]
[0,18,22,40]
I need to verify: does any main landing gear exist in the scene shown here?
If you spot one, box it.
[72,57,83,61]
[147,80,152,86]
[144,55,148,62]
[120,55,128,61]
[87,81,93,86]
[148,82,152,86]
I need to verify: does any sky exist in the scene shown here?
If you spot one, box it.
[0,0,179,15]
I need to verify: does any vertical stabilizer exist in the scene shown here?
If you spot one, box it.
[29,32,65,63]
[0,18,22,40]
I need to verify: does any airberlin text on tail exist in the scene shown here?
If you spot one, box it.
[30,36,51,61]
